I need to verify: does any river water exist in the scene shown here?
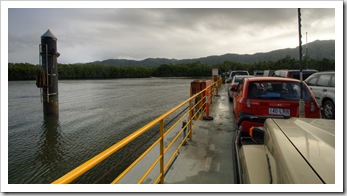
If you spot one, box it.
[8,78,201,184]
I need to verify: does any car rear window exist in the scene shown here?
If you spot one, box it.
[247,81,312,101]
[234,77,244,83]
[231,72,248,78]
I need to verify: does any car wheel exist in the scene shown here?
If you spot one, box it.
[322,100,335,119]
[229,92,233,102]
[232,130,241,184]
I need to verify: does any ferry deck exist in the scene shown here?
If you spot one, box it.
[164,84,236,184]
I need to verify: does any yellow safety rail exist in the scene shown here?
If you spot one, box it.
[52,78,221,184]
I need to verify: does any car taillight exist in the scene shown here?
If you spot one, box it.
[247,99,251,108]
[240,98,251,108]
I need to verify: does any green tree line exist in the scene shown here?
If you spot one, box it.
[212,55,335,75]
[8,56,335,81]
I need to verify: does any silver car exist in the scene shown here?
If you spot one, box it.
[305,71,335,119]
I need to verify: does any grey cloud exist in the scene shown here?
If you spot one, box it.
[7,7,336,64]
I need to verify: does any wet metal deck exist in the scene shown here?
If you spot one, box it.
[164,84,237,184]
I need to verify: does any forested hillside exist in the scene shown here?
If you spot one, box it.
[8,39,335,80]
[87,40,334,66]
[8,55,335,80]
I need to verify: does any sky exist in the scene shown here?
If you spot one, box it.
[3,1,340,65]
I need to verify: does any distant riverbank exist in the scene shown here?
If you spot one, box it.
[8,62,213,81]
[8,55,335,80]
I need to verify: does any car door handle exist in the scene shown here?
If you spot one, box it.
[322,89,327,92]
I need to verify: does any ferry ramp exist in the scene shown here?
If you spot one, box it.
[164,84,237,184]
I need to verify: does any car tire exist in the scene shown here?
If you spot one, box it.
[229,95,233,102]
[232,130,241,184]
[229,92,233,102]
[322,100,335,119]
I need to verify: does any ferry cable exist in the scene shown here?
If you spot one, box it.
[164,106,189,127]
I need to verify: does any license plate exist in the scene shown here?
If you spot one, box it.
[269,108,290,116]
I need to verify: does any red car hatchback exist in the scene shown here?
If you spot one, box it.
[231,77,321,133]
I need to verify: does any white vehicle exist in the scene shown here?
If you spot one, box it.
[234,115,335,184]
[305,71,335,119]
[226,70,249,83]
[227,75,253,102]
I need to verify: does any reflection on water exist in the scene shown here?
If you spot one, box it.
[37,113,62,167]
[8,78,196,183]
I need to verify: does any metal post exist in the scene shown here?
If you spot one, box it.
[182,120,188,145]
[305,32,308,69]
[298,9,305,117]
[203,82,214,121]
[189,87,193,141]
[159,119,164,184]
[201,85,205,119]
[40,29,60,116]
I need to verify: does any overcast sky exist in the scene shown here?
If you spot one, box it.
[4,1,339,64]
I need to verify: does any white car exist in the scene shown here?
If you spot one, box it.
[226,70,249,83]
[227,75,253,102]
[305,71,335,119]
[234,115,335,184]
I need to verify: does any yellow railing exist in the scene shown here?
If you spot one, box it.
[52,78,221,184]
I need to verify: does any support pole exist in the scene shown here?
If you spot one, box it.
[40,29,60,116]
[159,119,164,184]
[203,87,213,121]
[298,9,305,118]
[182,120,188,145]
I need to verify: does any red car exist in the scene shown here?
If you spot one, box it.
[231,77,321,133]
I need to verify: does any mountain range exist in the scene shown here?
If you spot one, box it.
[86,39,334,67]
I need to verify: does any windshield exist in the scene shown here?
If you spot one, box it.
[247,81,312,101]
[234,77,244,83]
